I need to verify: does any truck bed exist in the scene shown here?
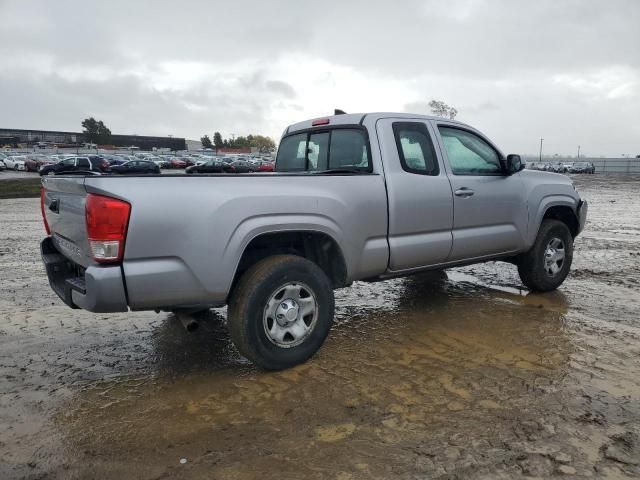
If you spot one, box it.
[41,173,389,310]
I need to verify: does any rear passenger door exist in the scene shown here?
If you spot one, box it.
[434,123,527,261]
[376,118,454,271]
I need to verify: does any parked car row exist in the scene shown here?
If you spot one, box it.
[186,156,275,174]
[0,150,275,176]
[527,161,595,174]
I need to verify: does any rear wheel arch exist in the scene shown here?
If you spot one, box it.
[229,230,349,299]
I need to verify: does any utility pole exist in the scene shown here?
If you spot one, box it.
[577,145,580,159]
[539,138,544,162]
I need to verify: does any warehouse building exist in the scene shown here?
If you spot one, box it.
[0,128,186,151]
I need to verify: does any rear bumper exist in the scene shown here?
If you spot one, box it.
[41,237,128,312]
[577,200,588,234]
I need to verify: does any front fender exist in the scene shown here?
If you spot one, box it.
[527,194,579,248]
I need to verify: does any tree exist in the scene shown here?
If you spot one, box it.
[210,132,276,152]
[252,134,276,152]
[82,117,111,145]
[201,135,213,149]
[213,132,223,148]
[428,100,458,119]
[82,117,99,143]
[96,120,111,144]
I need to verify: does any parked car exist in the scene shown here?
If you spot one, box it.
[256,161,275,172]
[185,158,230,174]
[176,156,195,167]
[39,156,110,176]
[25,154,55,172]
[40,112,587,370]
[191,156,211,166]
[152,158,171,169]
[100,154,127,166]
[222,157,255,173]
[549,162,567,173]
[4,155,26,171]
[168,157,187,169]
[569,162,595,174]
[0,160,6,171]
[110,160,160,175]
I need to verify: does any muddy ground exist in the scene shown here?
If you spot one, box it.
[1,175,640,479]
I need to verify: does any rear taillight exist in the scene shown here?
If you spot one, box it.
[85,193,131,263]
[40,187,51,235]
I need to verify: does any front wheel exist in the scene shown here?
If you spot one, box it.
[518,219,573,292]
[227,255,335,370]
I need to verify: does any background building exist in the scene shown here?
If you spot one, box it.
[0,128,186,151]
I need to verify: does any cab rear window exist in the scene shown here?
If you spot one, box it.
[276,128,371,172]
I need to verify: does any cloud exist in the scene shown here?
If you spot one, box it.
[0,0,639,154]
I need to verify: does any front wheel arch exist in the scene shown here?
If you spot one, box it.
[541,205,579,238]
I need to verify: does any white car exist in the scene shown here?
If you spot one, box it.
[4,155,26,171]
[0,160,6,171]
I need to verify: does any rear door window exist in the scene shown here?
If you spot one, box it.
[77,157,90,169]
[393,122,439,175]
[276,128,370,172]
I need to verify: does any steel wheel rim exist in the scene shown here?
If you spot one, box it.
[263,282,318,348]
[543,237,566,277]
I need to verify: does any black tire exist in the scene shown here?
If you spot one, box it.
[518,219,573,292]
[227,254,335,370]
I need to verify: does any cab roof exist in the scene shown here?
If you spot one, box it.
[284,112,471,135]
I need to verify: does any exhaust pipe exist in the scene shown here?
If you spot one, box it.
[176,311,199,332]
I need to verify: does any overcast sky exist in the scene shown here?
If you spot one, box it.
[1,0,638,156]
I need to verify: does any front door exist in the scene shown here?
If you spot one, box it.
[434,123,527,261]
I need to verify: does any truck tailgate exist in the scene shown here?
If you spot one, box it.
[41,176,94,268]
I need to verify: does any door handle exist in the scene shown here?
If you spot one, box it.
[454,188,475,197]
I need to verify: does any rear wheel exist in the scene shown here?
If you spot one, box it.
[518,219,573,292]
[227,255,334,370]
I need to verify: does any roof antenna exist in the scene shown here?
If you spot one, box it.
[334,109,347,115]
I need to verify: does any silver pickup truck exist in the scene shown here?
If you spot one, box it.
[40,112,587,369]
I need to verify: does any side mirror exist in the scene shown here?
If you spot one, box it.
[506,154,524,174]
